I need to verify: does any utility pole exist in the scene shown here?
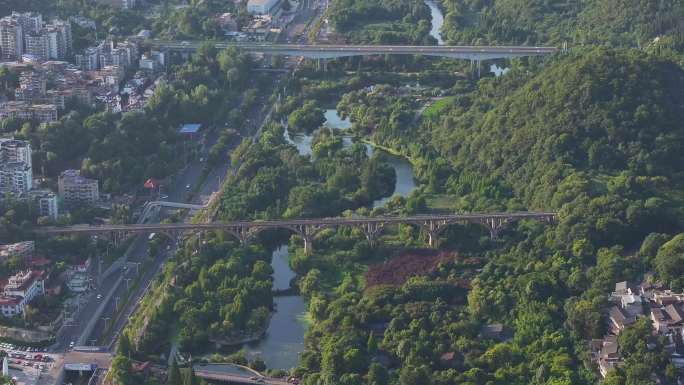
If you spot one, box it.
[124,278,132,290]
[114,296,120,310]
[102,317,110,330]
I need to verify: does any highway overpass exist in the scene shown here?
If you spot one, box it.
[146,41,558,60]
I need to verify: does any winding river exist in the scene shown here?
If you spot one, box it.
[249,111,418,370]
[425,0,445,45]
[285,109,418,208]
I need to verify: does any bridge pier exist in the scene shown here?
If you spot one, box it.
[360,222,385,248]
[482,217,509,239]
[226,226,259,247]
[288,224,327,255]
[427,229,439,248]
[419,219,450,248]
[303,235,313,255]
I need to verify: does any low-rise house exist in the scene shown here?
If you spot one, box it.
[651,303,684,336]
[609,306,635,334]
[480,323,506,341]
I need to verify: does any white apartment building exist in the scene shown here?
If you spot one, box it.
[58,169,99,205]
[0,270,45,317]
[10,12,43,35]
[29,190,59,219]
[25,33,48,60]
[0,163,32,194]
[0,139,33,195]
[0,101,58,123]
[0,18,23,60]
[0,139,32,169]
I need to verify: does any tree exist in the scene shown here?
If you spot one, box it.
[110,354,132,385]
[655,234,684,289]
[299,269,322,296]
[367,331,378,354]
[399,365,430,385]
[168,357,182,385]
[281,0,291,12]
[116,332,133,358]
[288,101,325,134]
[367,362,388,385]
[250,357,266,372]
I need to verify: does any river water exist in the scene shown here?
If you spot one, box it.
[244,246,307,370]
[254,110,418,370]
[425,0,445,45]
[285,110,417,208]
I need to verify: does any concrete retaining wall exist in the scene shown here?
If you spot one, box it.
[0,326,52,343]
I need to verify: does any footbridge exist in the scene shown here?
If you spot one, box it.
[36,212,556,253]
[146,40,558,61]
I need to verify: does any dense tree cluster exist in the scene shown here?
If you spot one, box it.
[441,0,684,48]
[328,0,434,44]
[219,123,395,220]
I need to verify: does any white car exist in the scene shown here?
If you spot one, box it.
[96,294,102,300]
[69,342,75,348]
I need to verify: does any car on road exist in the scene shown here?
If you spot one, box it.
[186,184,191,190]
[96,294,102,299]
[69,341,75,348]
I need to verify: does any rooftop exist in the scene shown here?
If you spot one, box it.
[0,296,21,306]
[178,123,202,134]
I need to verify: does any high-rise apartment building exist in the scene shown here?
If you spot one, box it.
[0,139,33,196]
[0,18,23,60]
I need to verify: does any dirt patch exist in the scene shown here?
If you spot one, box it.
[365,249,458,287]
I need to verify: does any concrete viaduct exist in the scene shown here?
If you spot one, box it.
[36,212,557,254]
[146,41,558,61]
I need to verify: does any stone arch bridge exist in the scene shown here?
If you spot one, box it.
[36,212,556,254]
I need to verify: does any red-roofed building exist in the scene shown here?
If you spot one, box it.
[30,257,51,267]
[143,178,160,189]
[1,270,45,316]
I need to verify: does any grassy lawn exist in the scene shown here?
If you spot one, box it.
[422,96,456,119]
[425,193,458,212]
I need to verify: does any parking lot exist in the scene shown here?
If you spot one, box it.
[0,343,57,385]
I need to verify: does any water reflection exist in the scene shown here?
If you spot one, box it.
[244,246,307,371]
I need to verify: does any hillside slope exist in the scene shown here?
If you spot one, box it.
[431,49,684,246]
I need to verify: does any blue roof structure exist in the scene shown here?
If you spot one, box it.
[178,123,202,134]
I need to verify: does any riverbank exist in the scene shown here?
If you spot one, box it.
[360,138,420,169]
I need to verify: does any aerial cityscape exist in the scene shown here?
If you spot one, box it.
[0,0,683,384]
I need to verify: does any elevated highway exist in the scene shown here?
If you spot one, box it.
[146,40,558,60]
